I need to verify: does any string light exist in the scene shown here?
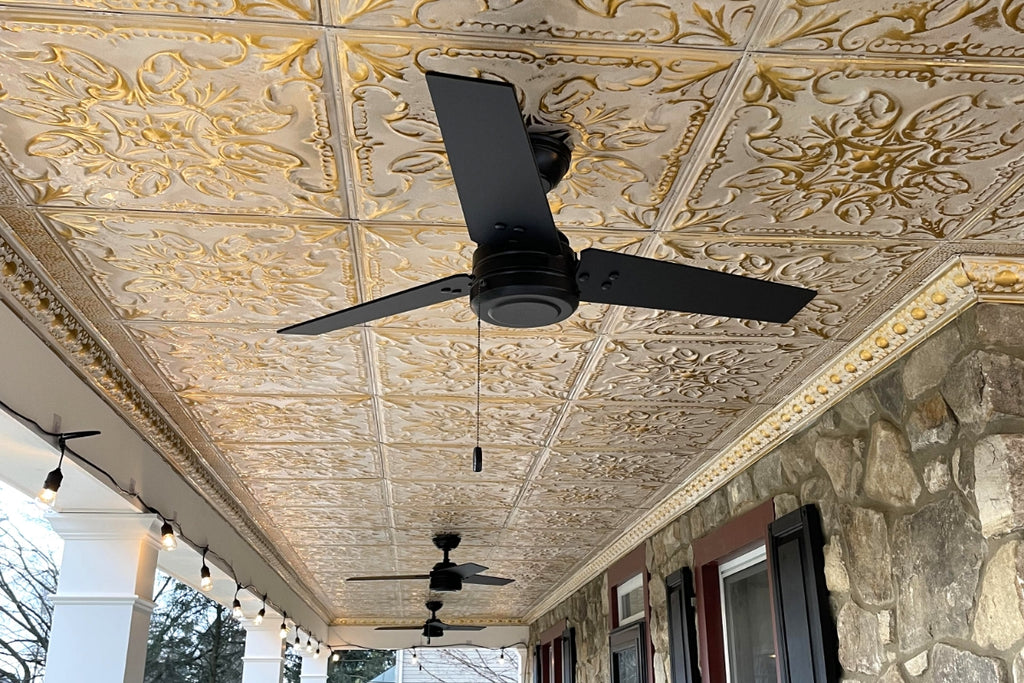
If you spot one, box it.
[306,636,314,653]
[331,651,340,663]
[294,633,301,649]
[254,595,266,626]
[499,648,505,661]
[160,521,177,551]
[200,549,213,592]
[411,647,418,662]
[231,583,244,620]
[314,645,321,659]
[37,430,100,506]
[280,613,289,639]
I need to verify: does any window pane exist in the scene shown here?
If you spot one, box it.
[722,560,778,683]
[614,649,639,683]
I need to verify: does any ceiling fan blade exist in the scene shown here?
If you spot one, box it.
[425,72,559,250]
[375,625,428,631]
[438,623,486,631]
[346,574,432,582]
[462,574,515,586]
[444,562,488,579]
[576,248,816,323]
[278,274,471,335]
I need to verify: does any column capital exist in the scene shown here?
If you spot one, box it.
[47,511,161,543]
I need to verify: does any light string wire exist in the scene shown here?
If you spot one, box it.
[0,396,334,647]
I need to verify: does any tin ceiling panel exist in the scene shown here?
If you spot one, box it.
[1,0,1024,627]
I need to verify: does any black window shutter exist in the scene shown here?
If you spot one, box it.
[561,627,576,683]
[533,644,542,683]
[665,567,701,683]
[767,504,839,683]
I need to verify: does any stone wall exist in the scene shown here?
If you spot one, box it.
[529,304,1024,682]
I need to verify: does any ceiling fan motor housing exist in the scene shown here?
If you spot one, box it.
[470,232,580,328]
[430,561,464,592]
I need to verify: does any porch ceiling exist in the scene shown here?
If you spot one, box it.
[0,0,1023,626]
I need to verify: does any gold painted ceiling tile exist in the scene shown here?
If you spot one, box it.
[960,180,1024,241]
[372,328,594,400]
[301,546,396,571]
[519,480,663,510]
[286,527,391,547]
[760,0,1024,57]
[614,237,929,339]
[510,506,634,529]
[249,479,388,509]
[332,0,762,47]
[269,505,389,529]
[582,337,819,404]
[487,544,593,563]
[498,526,617,548]
[539,449,700,485]
[184,394,375,442]
[380,396,561,446]
[0,0,318,20]
[337,36,735,228]
[46,211,356,323]
[558,401,740,451]
[128,324,369,395]
[391,529,497,549]
[391,505,513,531]
[390,480,520,508]
[0,15,341,215]
[385,445,538,483]
[222,443,382,480]
[669,59,1024,241]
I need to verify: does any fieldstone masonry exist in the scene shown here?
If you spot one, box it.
[528,304,1024,682]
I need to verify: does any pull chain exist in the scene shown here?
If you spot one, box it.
[473,318,483,472]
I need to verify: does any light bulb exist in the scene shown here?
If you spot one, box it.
[499,649,505,661]
[411,648,418,662]
[232,598,243,620]
[279,620,288,638]
[37,467,63,506]
[160,522,177,551]
[306,637,314,653]
[254,607,265,626]
[314,645,321,659]
[200,564,212,592]
[332,651,340,663]
[294,634,300,648]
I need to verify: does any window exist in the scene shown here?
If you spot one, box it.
[616,573,645,626]
[719,546,777,683]
[607,546,651,682]
[665,568,700,683]
[534,621,576,683]
[610,621,645,683]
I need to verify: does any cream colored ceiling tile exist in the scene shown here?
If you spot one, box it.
[391,529,502,550]
[185,395,375,442]
[386,445,537,483]
[669,58,1024,240]
[284,527,391,547]
[498,526,617,548]
[510,507,633,529]
[128,324,368,395]
[487,544,592,563]
[46,212,355,323]
[583,337,818,404]
[302,546,396,572]
[519,481,662,510]
[355,224,641,333]
[614,238,929,339]
[373,329,594,400]
[337,36,735,228]
[0,15,341,215]
[333,0,761,47]
[222,443,382,480]
[559,401,740,451]
[390,480,519,508]
[249,480,386,508]
[268,505,389,529]
[760,0,1024,57]
[482,559,583,583]
[539,449,698,485]
[381,396,561,446]
[391,506,513,531]
[960,181,1024,241]
[0,0,317,20]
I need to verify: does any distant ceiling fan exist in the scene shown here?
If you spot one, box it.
[279,72,816,335]
[347,533,513,592]
[376,600,485,644]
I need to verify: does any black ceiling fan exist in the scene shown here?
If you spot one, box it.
[347,533,512,592]
[376,600,485,644]
[279,72,816,335]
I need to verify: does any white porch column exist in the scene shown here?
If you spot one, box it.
[44,512,160,683]
[241,621,285,683]
[298,651,329,683]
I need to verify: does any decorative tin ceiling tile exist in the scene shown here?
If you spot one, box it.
[268,505,389,530]
[391,505,513,531]
[285,527,391,547]
[519,481,663,510]
[373,328,594,400]
[614,238,929,339]
[538,449,699,484]
[510,506,634,529]
[582,337,818,404]
[128,324,369,395]
[759,0,1024,57]
[1,0,318,20]
[558,401,740,450]
[386,445,538,483]
[46,211,356,323]
[960,181,1024,241]
[668,58,1024,240]
[222,443,382,480]
[249,480,387,509]
[337,36,735,228]
[185,394,375,443]
[332,0,763,47]
[381,396,561,446]
[498,526,618,548]
[0,14,340,215]
[488,544,593,563]
[390,481,520,508]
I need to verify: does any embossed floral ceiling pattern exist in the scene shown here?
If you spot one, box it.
[0,0,1023,625]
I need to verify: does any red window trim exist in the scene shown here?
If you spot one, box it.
[538,620,567,683]
[691,500,776,683]
[607,545,654,683]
